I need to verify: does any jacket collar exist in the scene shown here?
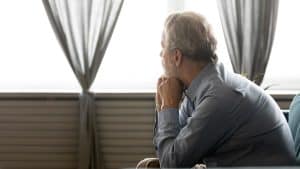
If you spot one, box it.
[184,62,216,102]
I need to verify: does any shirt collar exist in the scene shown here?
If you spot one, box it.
[184,62,215,102]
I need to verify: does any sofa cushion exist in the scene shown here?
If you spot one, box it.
[288,94,300,161]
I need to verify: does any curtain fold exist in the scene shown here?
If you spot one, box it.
[217,0,279,85]
[42,0,124,169]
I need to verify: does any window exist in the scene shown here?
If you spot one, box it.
[0,0,299,93]
[260,0,300,93]
[185,0,300,93]
[0,1,78,92]
[92,0,167,92]
[0,1,167,92]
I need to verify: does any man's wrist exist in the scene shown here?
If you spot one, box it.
[155,103,161,112]
[161,104,179,111]
[157,108,179,126]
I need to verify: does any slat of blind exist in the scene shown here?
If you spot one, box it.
[0,100,78,107]
[0,131,77,137]
[103,154,153,163]
[96,116,153,123]
[96,108,154,115]
[100,139,153,146]
[0,108,78,115]
[0,123,78,130]
[0,138,77,145]
[0,146,76,153]
[98,123,153,131]
[0,153,76,161]
[101,147,154,154]
[98,131,153,139]
[96,100,154,108]
[0,116,78,122]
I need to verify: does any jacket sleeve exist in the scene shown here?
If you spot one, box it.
[153,95,237,168]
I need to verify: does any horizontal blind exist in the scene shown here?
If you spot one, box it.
[96,99,156,169]
[0,93,291,169]
[0,100,79,169]
[0,94,156,169]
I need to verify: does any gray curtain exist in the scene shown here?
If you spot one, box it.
[217,0,279,85]
[42,0,124,169]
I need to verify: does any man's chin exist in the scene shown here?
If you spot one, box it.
[163,74,182,81]
[162,74,173,78]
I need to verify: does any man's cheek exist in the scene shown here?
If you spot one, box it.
[162,65,169,77]
[161,60,167,71]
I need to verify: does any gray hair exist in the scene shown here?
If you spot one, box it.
[164,11,218,63]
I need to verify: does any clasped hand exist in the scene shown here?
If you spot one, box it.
[155,76,183,112]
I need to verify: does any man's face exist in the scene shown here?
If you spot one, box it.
[160,32,178,78]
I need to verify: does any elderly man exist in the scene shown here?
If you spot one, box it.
[153,11,296,168]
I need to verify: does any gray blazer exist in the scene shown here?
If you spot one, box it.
[154,63,296,168]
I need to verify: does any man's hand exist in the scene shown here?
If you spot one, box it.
[155,77,166,112]
[157,77,183,111]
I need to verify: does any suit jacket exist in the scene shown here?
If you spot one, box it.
[153,63,296,167]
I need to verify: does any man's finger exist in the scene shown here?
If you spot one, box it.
[157,76,167,86]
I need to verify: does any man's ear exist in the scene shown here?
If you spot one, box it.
[174,49,183,67]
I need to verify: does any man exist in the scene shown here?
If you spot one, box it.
[154,11,296,168]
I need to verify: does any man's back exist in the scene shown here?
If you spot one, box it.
[197,63,296,165]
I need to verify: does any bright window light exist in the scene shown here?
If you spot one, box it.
[185,0,300,93]
[0,0,299,93]
[0,1,78,92]
[0,0,167,93]
[261,0,300,93]
[92,0,167,92]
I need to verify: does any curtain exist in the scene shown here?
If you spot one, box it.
[217,0,279,85]
[42,0,124,169]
